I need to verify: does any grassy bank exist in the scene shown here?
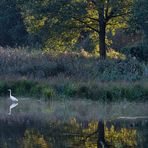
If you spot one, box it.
[0,47,147,81]
[0,47,148,101]
[0,79,147,101]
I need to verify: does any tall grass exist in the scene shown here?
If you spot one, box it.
[0,79,147,101]
[0,47,146,81]
[0,47,147,101]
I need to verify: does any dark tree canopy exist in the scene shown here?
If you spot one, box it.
[19,0,132,58]
[130,0,148,43]
[0,0,28,47]
[1,0,147,60]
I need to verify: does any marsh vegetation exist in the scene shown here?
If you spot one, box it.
[0,0,148,147]
[0,98,148,148]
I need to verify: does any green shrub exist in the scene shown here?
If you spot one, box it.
[0,81,9,95]
[30,84,55,99]
[42,87,55,99]
[30,84,43,98]
[13,80,33,95]
[0,80,55,99]
[0,80,148,101]
[61,83,148,101]
[122,43,148,62]
[77,85,90,98]
[98,59,144,81]
[63,84,78,97]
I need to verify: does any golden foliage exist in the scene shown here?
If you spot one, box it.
[22,129,49,148]
[82,121,137,148]
[105,125,137,147]
[107,48,126,60]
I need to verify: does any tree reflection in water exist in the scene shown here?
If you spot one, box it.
[0,115,147,148]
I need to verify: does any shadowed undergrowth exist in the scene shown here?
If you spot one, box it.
[0,47,147,81]
[0,79,147,101]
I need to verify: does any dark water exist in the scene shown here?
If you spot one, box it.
[0,98,148,148]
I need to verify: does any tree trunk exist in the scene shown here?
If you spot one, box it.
[97,121,108,148]
[98,3,106,59]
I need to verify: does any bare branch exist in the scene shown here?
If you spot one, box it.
[72,17,99,33]
[106,11,131,23]
[111,11,131,18]
[105,7,117,22]
[84,16,99,22]
[105,0,110,19]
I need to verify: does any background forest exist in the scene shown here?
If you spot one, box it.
[0,0,147,57]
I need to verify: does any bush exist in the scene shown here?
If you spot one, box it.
[29,84,55,99]
[0,81,8,96]
[0,79,55,99]
[42,86,55,99]
[0,79,148,101]
[13,80,33,96]
[121,43,148,62]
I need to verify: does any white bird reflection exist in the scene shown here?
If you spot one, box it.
[8,102,18,115]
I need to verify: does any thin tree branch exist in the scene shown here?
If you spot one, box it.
[105,7,117,22]
[105,0,110,19]
[72,17,99,33]
[111,11,131,18]
[83,16,99,22]
[106,10,131,22]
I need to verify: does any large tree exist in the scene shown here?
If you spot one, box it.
[20,0,133,58]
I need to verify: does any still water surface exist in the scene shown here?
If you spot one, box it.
[0,98,148,148]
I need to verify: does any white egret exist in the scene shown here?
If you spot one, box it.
[8,89,18,102]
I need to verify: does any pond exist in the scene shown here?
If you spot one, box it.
[0,98,148,148]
